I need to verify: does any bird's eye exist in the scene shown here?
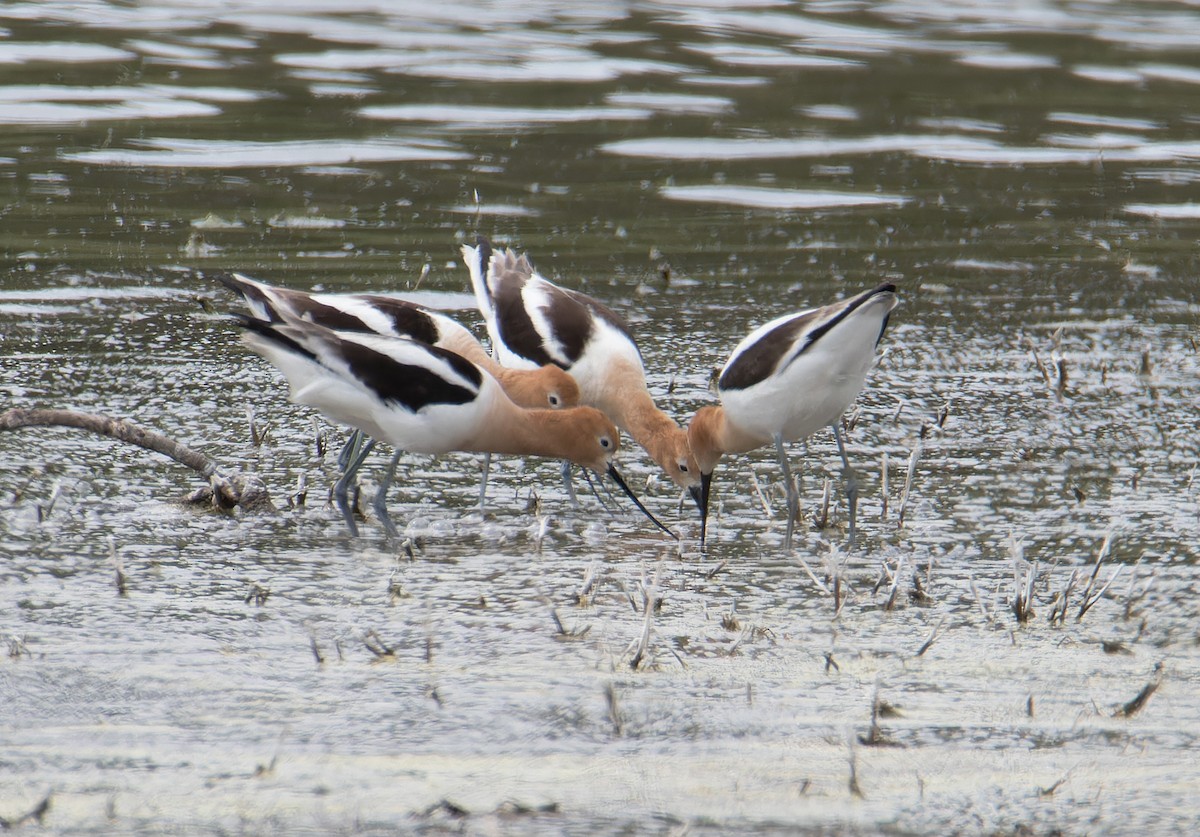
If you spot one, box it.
[600,436,612,449]
[548,394,560,407]
[679,462,689,473]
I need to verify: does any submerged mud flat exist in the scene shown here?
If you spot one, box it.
[3,0,1200,833]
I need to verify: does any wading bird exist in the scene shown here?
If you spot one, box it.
[686,283,897,549]
[462,237,698,498]
[217,271,580,526]
[236,312,674,539]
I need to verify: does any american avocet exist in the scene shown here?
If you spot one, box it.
[217,272,580,410]
[686,283,898,549]
[461,237,698,495]
[217,271,582,526]
[235,312,674,539]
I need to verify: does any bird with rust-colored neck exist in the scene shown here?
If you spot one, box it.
[462,237,697,498]
[236,312,675,540]
[217,271,581,529]
[687,283,898,549]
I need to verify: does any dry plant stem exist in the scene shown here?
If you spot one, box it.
[897,440,921,528]
[0,793,52,829]
[915,616,946,657]
[1078,532,1124,620]
[880,452,889,520]
[0,407,271,511]
[631,561,663,670]
[605,683,624,737]
[1115,662,1164,718]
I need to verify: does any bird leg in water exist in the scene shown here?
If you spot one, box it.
[832,423,859,548]
[337,428,364,471]
[479,451,492,510]
[333,437,375,537]
[773,432,800,550]
[372,451,403,539]
[560,459,580,508]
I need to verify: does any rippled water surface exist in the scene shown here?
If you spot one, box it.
[2,1,1199,833]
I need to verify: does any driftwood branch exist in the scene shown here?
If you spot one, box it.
[0,407,272,512]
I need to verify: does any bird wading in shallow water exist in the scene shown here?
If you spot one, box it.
[462,237,698,504]
[686,283,898,549]
[216,271,580,529]
[235,311,674,539]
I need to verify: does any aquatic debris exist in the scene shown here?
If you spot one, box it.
[108,536,128,598]
[386,570,408,605]
[286,474,308,510]
[0,794,52,829]
[629,561,663,670]
[0,407,273,512]
[721,602,741,631]
[875,556,905,611]
[7,636,31,660]
[1037,774,1069,797]
[604,682,623,737]
[880,452,889,519]
[244,582,270,607]
[897,430,923,529]
[422,799,468,819]
[1009,535,1037,623]
[573,562,600,607]
[362,629,396,662]
[312,417,328,458]
[246,406,270,447]
[910,563,935,607]
[847,738,865,799]
[1114,662,1164,718]
[548,604,590,639]
[914,616,946,658]
[859,686,904,748]
[1077,532,1124,621]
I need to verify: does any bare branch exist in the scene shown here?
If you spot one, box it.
[0,407,272,512]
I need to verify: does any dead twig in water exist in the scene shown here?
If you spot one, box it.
[1026,334,1052,388]
[1114,662,1164,718]
[1048,569,1079,626]
[847,738,865,798]
[897,433,923,528]
[574,562,600,606]
[0,793,52,829]
[605,683,624,737]
[1009,535,1037,623]
[0,407,272,512]
[859,686,904,748]
[108,536,128,598]
[914,616,946,658]
[1078,532,1124,621]
[363,630,396,661]
[548,604,590,640]
[630,561,664,670]
[880,452,889,520]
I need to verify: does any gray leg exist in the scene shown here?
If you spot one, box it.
[372,451,402,538]
[560,460,580,508]
[334,438,375,537]
[337,429,364,470]
[773,432,799,550]
[479,452,492,511]
[831,424,859,548]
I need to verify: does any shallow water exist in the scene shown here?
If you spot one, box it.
[1,1,1199,833]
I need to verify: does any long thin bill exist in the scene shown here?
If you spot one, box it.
[605,464,677,539]
[689,471,713,549]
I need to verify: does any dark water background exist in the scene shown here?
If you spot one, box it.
[1,1,1198,833]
